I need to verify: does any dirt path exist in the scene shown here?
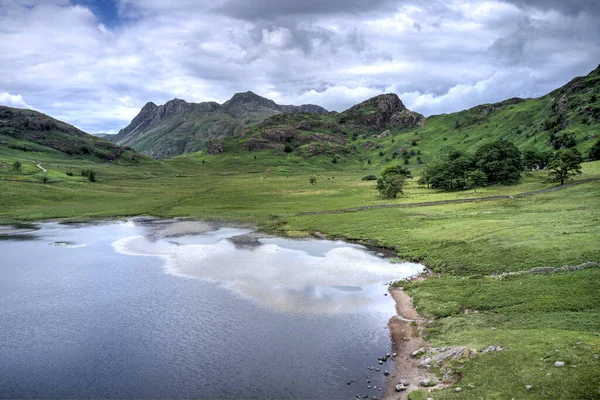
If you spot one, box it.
[297,177,600,216]
[35,163,47,173]
[384,276,436,400]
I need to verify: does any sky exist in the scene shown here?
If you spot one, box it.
[0,0,599,134]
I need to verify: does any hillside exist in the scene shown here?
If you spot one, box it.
[0,106,142,163]
[204,65,600,168]
[111,91,328,159]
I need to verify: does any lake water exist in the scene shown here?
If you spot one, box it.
[0,219,423,399]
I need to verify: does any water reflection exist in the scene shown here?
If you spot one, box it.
[112,221,423,314]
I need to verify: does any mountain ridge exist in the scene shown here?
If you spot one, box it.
[111,91,328,159]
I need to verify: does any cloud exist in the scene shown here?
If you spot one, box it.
[0,0,599,133]
[0,92,35,110]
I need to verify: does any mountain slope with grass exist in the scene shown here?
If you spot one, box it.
[215,65,600,167]
[111,91,328,159]
[0,106,143,163]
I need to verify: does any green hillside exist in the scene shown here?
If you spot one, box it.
[205,65,599,169]
[0,106,144,163]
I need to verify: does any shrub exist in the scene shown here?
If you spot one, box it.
[88,171,96,182]
[361,175,377,181]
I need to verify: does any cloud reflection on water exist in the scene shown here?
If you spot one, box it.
[112,226,423,314]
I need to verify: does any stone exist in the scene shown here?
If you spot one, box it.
[395,384,407,392]
[411,348,426,358]
[455,387,462,392]
[207,139,223,155]
[526,385,532,391]
[554,361,565,367]
[420,379,436,387]
[392,352,397,357]
[399,379,409,386]
[379,361,383,365]
[383,370,389,376]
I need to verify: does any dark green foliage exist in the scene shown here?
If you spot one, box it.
[378,150,384,157]
[522,148,551,170]
[547,149,583,185]
[41,175,49,184]
[65,171,73,176]
[549,132,577,149]
[587,140,600,160]
[309,175,317,185]
[283,145,293,153]
[331,157,337,164]
[475,139,522,183]
[88,170,96,182]
[12,160,21,173]
[411,140,417,146]
[361,174,377,181]
[376,165,412,198]
[466,170,487,194]
[403,158,409,165]
[367,159,371,165]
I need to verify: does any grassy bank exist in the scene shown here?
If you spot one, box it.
[1,151,599,398]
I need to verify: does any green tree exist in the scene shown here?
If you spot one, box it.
[376,165,412,199]
[466,170,487,194]
[475,139,522,183]
[13,160,22,173]
[587,139,600,161]
[88,170,96,182]
[522,148,551,170]
[547,149,582,185]
[309,176,317,185]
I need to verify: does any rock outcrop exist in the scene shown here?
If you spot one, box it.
[113,92,327,159]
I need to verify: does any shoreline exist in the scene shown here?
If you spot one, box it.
[383,275,435,400]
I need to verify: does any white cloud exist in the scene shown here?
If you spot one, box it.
[0,92,35,110]
[0,0,598,133]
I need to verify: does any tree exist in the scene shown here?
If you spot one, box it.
[13,160,22,173]
[547,149,582,185]
[475,139,522,183]
[309,176,317,185]
[522,148,551,170]
[376,165,412,199]
[588,139,600,161]
[88,170,96,182]
[466,170,487,194]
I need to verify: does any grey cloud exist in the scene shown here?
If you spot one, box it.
[504,0,600,16]
[214,0,401,20]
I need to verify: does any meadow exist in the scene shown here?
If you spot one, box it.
[1,148,599,399]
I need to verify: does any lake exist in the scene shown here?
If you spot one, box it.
[0,218,423,399]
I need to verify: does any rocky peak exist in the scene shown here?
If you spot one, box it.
[223,91,278,110]
[341,93,421,129]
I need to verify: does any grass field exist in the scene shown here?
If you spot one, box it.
[1,149,599,399]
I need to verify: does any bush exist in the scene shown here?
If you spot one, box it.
[587,140,600,161]
[361,175,377,181]
[65,171,73,176]
[88,171,96,182]
[13,160,22,173]
[376,165,412,199]
[284,145,293,153]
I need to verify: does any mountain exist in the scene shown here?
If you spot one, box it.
[229,65,599,165]
[0,106,142,162]
[112,91,328,159]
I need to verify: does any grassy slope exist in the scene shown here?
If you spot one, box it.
[234,66,600,170]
